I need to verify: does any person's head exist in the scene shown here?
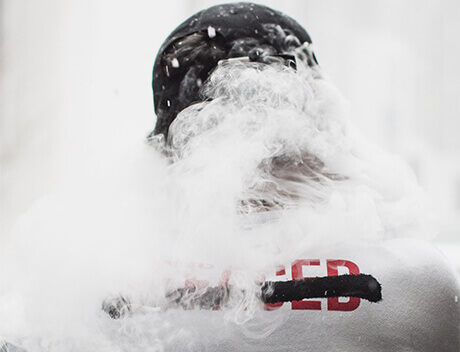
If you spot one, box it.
[150,3,344,214]
[151,2,318,141]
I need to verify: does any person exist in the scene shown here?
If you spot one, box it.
[135,2,459,351]
[2,3,456,351]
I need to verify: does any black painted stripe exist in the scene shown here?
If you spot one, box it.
[261,274,382,304]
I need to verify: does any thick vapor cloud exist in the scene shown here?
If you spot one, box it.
[0,57,434,351]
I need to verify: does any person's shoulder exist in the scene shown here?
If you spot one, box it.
[381,238,459,303]
[381,238,459,351]
[382,238,458,283]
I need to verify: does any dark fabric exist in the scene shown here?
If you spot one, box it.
[151,2,315,139]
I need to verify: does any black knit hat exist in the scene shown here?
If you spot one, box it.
[151,2,316,139]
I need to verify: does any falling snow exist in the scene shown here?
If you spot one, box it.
[207,26,216,38]
[171,58,180,68]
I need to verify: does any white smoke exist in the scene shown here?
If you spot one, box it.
[0,56,435,350]
[163,59,433,246]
